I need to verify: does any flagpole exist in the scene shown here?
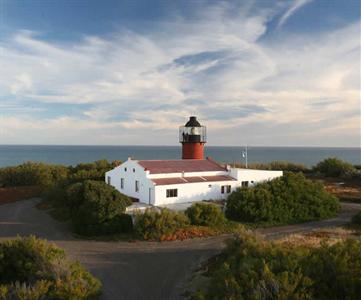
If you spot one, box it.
[245,145,248,169]
[242,145,248,168]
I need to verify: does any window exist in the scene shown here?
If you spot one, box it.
[208,184,212,188]
[133,168,135,173]
[221,185,231,194]
[166,189,178,198]
[124,167,127,172]
[242,181,249,187]
[135,180,139,192]
[120,178,124,189]
[107,176,111,185]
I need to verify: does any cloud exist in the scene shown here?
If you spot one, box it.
[10,73,33,95]
[277,0,313,28]
[0,1,359,146]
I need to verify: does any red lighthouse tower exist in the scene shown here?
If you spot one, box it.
[179,116,207,159]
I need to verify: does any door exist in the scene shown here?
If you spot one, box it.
[149,188,152,205]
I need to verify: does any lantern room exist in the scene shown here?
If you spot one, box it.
[179,116,207,159]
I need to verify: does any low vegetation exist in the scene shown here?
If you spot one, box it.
[185,202,226,227]
[134,208,190,240]
[45,180,132,236]
[0,162,69,188]
[134,204,246,241]
[226,172,340,225]
[313,157,361,179]
[0,159,120,188]
[190,233,361,300]
[2,157,358,241]
[0,236,101,299]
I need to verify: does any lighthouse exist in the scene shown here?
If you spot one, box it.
[179,116,207,159]
[106,115,283,206]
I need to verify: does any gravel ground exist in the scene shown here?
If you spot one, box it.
[0,199,360,300]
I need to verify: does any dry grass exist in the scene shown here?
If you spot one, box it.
[325,183,361,202]
[312,176,361,203]
[0,186,43,205]
[276,226,361,248]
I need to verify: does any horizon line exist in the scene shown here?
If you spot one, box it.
[0,144,360,149]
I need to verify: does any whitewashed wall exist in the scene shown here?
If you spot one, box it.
[105,160,155,204]
[154,180,238,205]
[105,161,283,206]
[230,168,283,186]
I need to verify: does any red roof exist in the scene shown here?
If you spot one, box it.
[137,159,226,174]
[152,175,235,186]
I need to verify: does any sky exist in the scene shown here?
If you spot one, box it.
[0,0,360,147]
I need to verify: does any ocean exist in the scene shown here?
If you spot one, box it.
[0,145,359,168]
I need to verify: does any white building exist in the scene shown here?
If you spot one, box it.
[105,157,282,206]
[105,116,282,207]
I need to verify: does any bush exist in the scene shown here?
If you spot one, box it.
[191,234,361,300]
[134,208,189,240]
[226,172,340,225]
[303,239,361,299]
[313,157,355,177]
[68,159,121,183]
[70,180,132,235]
[0,236,101,299]
[0,162,69,188]
[185,202,226,227]
[0,159,121,188]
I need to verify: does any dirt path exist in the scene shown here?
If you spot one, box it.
[0,199,360,300]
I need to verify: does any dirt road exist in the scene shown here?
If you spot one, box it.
[0,199,360,300]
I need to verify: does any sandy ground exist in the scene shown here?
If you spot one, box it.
[0,199,360,300]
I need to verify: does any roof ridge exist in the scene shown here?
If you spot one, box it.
[138,159,207,162]
[206,157,227,170]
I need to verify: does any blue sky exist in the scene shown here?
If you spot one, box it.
[0,0,360,146]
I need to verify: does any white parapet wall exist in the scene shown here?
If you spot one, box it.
[230,168,283,186]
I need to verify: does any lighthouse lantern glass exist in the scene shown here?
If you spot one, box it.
[190,127,199,135]
[179,126,206,143]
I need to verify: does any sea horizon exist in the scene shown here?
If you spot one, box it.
[0,144,359,168]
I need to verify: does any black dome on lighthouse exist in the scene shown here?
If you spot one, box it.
[185,116,201,127]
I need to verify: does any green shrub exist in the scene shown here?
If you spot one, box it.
[134,208,189,240]
[68,159,120,183]
[313,157,355,177]
[191,234,361,300]
[0,236,101,299]
[185,202,226,227]
[0,162,69,188]
[71,180,132,235]
[351,210,361,226]
[303,239,361,299]
[226,172,340,225]
[0,159,121,188]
